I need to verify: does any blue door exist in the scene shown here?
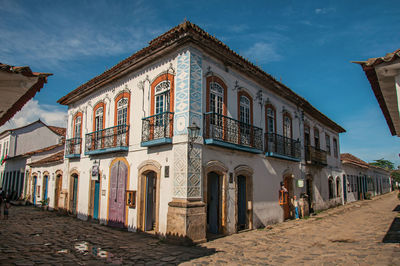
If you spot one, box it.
[93,181,100,220]
[33,177,37,205]
[44,176,48,200]
[207,172,220,234]
[237,175,247,231]
[343,175,347,202]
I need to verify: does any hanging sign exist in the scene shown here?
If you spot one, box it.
[91,165,99,180]
[297,179,304,188]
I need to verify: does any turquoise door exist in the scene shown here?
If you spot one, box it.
[72,175,78,215]
[33,177,37,205]
[44,176,48,200]
[93,181,100,220]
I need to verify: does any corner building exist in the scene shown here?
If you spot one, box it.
[58,22,345,243]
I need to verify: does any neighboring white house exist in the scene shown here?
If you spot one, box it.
[57,21,346,243]
[341,153,391,203]
[0,120,65,202]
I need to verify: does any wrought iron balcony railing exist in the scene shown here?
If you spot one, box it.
[141,112,174,146]
[265,132,300,160]
[65,137,81,158]
[85,124,129,155]
[305,145,327,166]
[204,112,263,152]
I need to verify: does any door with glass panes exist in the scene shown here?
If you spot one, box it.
[209,82,224,140]
[154,80,170,139]
[239,95,251,146]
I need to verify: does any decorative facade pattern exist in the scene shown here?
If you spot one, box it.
[173,144,187,198]
[174,51,190,135]
[187,145,202,198]
[172,49,203,198]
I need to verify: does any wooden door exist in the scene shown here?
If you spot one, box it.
[108,161,127,228]
[54,175,62,209]
[237,175,247,231]
[207,172,220,234]
[283,176,292,220]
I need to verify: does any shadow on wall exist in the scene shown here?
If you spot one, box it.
[382,205,400,243]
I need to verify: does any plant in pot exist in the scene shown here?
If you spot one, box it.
[39,198,49,210]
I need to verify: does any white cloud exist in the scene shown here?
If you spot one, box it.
[0,0,160,68]
[315,7,336,15]
[0,100,67,132]
[243,42,282,64]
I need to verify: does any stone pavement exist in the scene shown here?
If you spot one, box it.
[0,192,399,265]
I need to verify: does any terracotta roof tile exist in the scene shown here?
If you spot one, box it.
[57,21,345,133]
[340,153,369,168]
[28,151,64,167]
[354,49,400,67]
[48,126,66,136]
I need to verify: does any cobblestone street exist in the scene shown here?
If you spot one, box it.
[1,192,399,265]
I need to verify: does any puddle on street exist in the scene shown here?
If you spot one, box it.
[74,241,122,264]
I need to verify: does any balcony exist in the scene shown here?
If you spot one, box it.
[65,138,81,158]
[203,112,263,153]
[305,145,327,166]
[265,133,301,162]
[85,124,129,155]
[141,112,174,147]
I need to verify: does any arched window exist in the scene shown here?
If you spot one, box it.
[114,92,130,141]
[73,112,83,138]
[239,95,250,125]
[314,128,320,149]
[283,113,292,139]
[93,103,105,132]
[117,98,128,126]
[336,177,341,197]
[266,105,276,133]
[154,80,170,115]
[238,91,253,146]
[151,73,174,116]
[206,76,227,115]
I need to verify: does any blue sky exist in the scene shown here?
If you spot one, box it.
[0,0,399,166]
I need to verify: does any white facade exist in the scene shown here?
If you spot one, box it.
[59,22,347,241]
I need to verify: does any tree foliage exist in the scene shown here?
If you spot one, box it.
[370,158,395,170]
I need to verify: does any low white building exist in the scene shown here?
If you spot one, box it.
[57,21,346,242]
[0,120,65,200]
[341,153,391,203]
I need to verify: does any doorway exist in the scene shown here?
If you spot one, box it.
[70,174,78,215]
[237,175,247,231]
[54,174,62,210]
[306,176,313,213]
[207,172,221,234]
[89,179,100,220]
[144,171,156,231]
[108,161,127,228]
[283,175,293,220]
[43,175,49,201]
[33,176,37,205]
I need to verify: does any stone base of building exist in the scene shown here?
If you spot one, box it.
[166,199,206,244]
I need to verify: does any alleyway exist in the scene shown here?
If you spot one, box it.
[1,192,399,265]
